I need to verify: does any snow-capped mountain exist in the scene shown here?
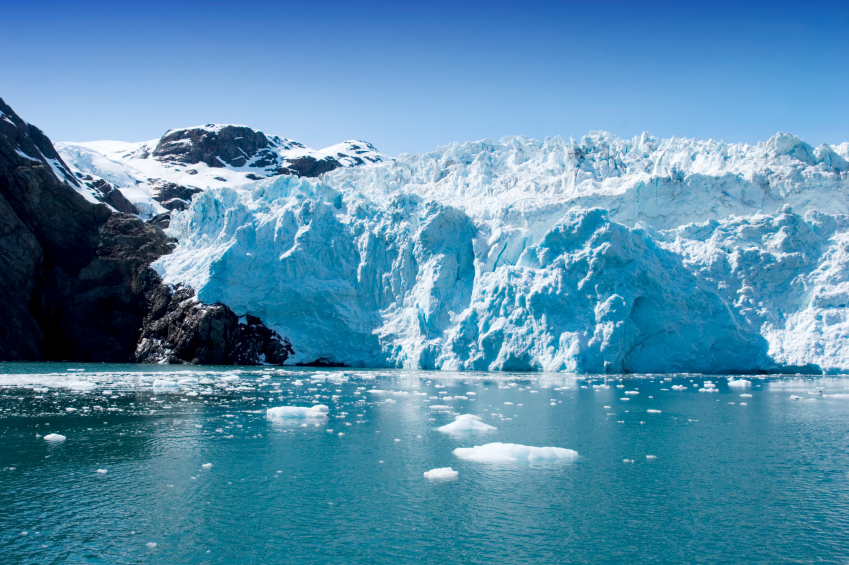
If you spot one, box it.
[56,125,388,216]
[152,131,849,373]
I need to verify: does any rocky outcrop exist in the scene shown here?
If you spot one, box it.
[0,97,293,365]
[149,179,203,211]
[74,173,139,214]
[135,285,293,365]
[153,125,277,168]
[150,124,342,178]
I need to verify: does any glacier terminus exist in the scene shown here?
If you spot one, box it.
[57,128,849,374]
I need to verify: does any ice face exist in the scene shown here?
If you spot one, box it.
[150,132,849,374]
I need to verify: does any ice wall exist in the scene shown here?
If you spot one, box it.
[154,132,849,373]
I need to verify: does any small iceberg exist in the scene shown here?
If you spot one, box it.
[453,442,577,463]
[438,414,497,433]
[44,433,66,442]
[424,467,458,480]
[727,379,752,388]
[152,379,178,389]
[266,405,329,420]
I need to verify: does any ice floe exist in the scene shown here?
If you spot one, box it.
[438,414,497,433]
[424,467,459,480]
[266,405,329,419]
[453,442,577,463]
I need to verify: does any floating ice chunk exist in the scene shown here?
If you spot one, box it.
[44,433,66,442]
[503,402,513,405]
[178,377,199,385]
[201,463,213,469]
[68,381,96,390]
[727,378,751,388]
[220,376,240,382]
[646,409,661,413]
[424,467,458,480]
[97,469,107,474]
[266,405,329,419]
[429,405,452,410]
[146,542,157,549]
[65,407,77,412]
[438,414,497,433]
[453,442,577,463]
[646,455,657,460]
[740,393,752,397]
[624,391,639,395]
[153,379,178,388]
[671,385,687,390]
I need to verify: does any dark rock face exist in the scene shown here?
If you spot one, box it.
[283,156,341,177]
[147,212,171,230]
[150,124,342,178]
[148,179,203,211]
[135,286,293,365]
[153,125,275,169]
[0,98,294,365]
[74,173,139,214]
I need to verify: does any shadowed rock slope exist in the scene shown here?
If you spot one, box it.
[0,97,291,364]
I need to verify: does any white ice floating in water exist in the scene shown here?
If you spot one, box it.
[727,378,752,388]
[97,469,108,474]
[201,463,213,469]
[646,409,662,413]
[453,442,578,463]
[424,467,459,480]
[44,433,66,442]
[266,405,329,420]
[438,414,497,433]
[152,379,178,389]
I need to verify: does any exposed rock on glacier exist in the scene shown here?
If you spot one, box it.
[155,130,849,373]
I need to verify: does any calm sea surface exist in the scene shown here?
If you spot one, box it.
[1,363,848,564]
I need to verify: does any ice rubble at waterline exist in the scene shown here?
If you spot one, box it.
[153,131,849,373]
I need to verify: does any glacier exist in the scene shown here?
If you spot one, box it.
[147,131,849,373]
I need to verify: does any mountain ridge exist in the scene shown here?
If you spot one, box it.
[56,125,388,217]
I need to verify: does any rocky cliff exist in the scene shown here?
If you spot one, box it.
[0,98,291,364]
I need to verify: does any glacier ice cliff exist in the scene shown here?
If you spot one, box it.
[153,132,849,373]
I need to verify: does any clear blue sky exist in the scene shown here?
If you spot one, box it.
[2,0,847,155]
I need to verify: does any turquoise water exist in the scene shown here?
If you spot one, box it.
[1,363,849,564]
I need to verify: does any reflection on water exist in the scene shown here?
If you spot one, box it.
[1,363,849,564]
